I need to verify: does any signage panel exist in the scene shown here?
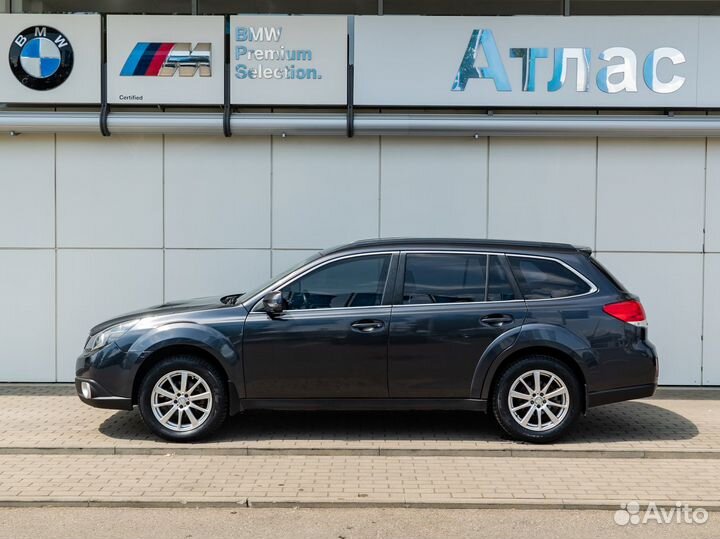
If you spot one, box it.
[0,14,100,104]
[107,15,224,105]
[354,16,709,108]
[230,15,347,105]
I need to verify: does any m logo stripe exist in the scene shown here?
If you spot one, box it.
[146,43,174,76]
[120,42,150,76]
[120,42,212,77]
[133,42,161,76]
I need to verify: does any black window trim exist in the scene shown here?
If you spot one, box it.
[393,250,526,308]
[506,253,599,302]
[249,251,398,313]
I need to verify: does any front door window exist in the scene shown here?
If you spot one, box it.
[281,255,391,310]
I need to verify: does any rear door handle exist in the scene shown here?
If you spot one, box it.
[480,314,515,327]
[351,319,385,332]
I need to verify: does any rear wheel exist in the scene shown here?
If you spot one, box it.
[492,355,581,443]
[138,355,228,442]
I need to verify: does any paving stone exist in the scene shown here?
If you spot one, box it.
[0,454,718,508]
[0,385,718,456]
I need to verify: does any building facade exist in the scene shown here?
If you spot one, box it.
[1,0,719,386]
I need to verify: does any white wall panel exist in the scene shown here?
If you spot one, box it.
[0,251,55,382]
[56,249,163,382]
[56,135,163,248]
[272,137,380,249]
[0,132,715,385]
[165,137,271,248]
[272,249,320,276]
[598,252,703,385]
[706,139,720,253]
[703,254,720,384]
[165,249,271,302]
[380,137,487,238]
[489,138,596,247]
[597,139,705,252]
[0,135,54,248]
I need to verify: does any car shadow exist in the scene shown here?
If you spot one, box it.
[97,400,699,445]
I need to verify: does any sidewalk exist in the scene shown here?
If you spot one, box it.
[0,385,719,509]
[1,453,719,509]
[2,385,718,457]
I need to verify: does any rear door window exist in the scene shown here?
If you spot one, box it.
[508,256,592,300]
[403,253,487,304]
[487,255,517,301]
[402,253,517,304]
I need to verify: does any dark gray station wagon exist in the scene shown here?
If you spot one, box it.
[76,238,658,443]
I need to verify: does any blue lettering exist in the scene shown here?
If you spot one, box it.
[451,29,511,92]
[509,47,548,92]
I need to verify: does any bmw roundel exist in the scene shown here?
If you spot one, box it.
[9,26,74,91]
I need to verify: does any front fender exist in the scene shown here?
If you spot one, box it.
[125,322,240,382]
[471,323,597,400]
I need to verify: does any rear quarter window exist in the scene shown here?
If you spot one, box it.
[508,256,592,300]
[589,257,627,292]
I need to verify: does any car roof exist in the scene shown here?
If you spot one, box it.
[322,238,591,256]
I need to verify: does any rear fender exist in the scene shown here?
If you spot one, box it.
[471,323,596,400]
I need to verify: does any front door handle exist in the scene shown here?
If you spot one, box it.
[480,314,515,327]
[351,319,385,333]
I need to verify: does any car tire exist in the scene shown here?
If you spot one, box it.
[492,355,581,443]
[138,355,228,442]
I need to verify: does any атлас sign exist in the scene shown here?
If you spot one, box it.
[230,15,347,105]
[354,16,720,108]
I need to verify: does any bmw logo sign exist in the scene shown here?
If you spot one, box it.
[9,26,74,91]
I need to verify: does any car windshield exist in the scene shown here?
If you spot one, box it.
[234,251,323,304]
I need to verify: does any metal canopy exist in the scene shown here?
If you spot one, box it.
[0,111,718,137]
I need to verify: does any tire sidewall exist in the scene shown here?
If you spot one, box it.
[493,356,581,443]
[138,356,227,442]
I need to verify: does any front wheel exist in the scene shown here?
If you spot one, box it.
[138,355,228,442]
[492,355,581,443]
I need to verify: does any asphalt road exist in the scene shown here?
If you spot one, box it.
[0,508,718,539]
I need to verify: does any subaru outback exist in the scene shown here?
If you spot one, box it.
[76,238,658,443]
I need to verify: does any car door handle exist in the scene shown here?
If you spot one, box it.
[351,319,385,333]
[480,314,515,327]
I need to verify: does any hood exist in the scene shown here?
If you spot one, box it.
[89,295,241,334]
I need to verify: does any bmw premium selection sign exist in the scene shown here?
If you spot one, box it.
[107,15,224,105]
[230,15,347,105]
[0,14,100,104]
[354,16,713,108]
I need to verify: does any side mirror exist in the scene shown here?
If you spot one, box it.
[262,291,285,315]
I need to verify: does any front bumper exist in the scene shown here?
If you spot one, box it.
[75,342,134,411]
[75,378,133,410]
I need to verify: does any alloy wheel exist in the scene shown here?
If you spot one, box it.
[507,369,570,432]
[150,370,213,432]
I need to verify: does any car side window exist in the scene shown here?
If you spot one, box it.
[281,255,391,310]
[487,255,517,301]
[403,253,489,304]
[508,256,591,300]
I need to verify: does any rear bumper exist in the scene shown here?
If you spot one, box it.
[587,383,657,408]
[75,378,133,411]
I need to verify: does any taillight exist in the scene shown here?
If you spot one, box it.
[603,300,647,328]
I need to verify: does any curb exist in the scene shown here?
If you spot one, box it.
[0,446,718,459]
[1,497,719,511]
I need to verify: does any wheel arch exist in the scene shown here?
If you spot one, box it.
[484,346,587,404]
[126,323,244,413]
[131,344,229,404]
[473,324,594,410]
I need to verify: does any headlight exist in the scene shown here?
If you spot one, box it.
[84,320,139,352]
